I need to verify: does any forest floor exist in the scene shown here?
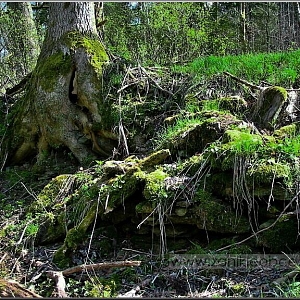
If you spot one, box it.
[0,164,297,298]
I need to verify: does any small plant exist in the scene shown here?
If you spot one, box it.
[25,223,39,237]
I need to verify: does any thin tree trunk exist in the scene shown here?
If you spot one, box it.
[240,2,247,53]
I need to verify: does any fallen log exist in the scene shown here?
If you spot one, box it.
[0,278,42,298]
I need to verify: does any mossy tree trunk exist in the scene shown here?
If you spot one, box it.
[4,2,117,166]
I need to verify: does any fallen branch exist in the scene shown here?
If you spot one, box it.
[61,260,141,276]
[224,71,300,92]
[47,260,141,298]
[223,71,263,90]
[140,66,174,96]
[0,279,42,298]
[117,277,152,298]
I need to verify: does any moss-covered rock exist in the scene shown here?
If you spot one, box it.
[247,159,291,185]
[143,168,169,201]
[258,217,300,252]
[274,123,299,139]
[200,96,248,115]
[159,111,240,157]
[194,195,250,234]
[28,174,72,213]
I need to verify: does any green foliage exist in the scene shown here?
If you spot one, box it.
[104,2,210,65]
[25,223,39,237]
[36,51,72,92]
[66,277,118,298]
[65,31,109,75]
[277,281,300,298]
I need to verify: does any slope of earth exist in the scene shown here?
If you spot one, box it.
[1,62,300,297]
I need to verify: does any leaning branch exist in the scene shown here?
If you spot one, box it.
[223,71,263,90]
[5,73,32,97]
[224,71,300,92]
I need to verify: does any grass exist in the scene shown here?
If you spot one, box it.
[155,115,203,148]
[173,49,300,87]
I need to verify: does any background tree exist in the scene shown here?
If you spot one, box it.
[2,2,116,166]
[0,2,40,91]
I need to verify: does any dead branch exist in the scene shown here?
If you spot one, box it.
[224,71,300,92]
[0,279,42,298]
[5,73,32,97]
[61,260,141,276]
[140,66,174,96]
[117,277,152,297]
[56,260,141,278]
[223,71,263,90]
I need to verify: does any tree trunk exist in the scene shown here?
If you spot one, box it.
[3,2,39,77]
[240,2,247,53]
[3,2,117,166]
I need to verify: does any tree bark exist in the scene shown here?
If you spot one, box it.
[240,2,247,53]
[3,2,117,166]
[3,2,39,77]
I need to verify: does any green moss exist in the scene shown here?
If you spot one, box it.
[259,219,300,252]
[259,86,288,128]
[200,96,247,115]
[36,52,72,92]
[223,129,263,154]
[135,201,155,213]
[158,111,239,157]
[264,86,288,104]
[29,174,71,213]
[274,124,298,139]
[194,190,250,233]
[143,168,169,201]
[65,31,108,76]
[53,202,98,267]
[52,245,72,268]
[178,154,206,174]
[247,159,291,184]
[140,149,171,169]
[39,212,67,244]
